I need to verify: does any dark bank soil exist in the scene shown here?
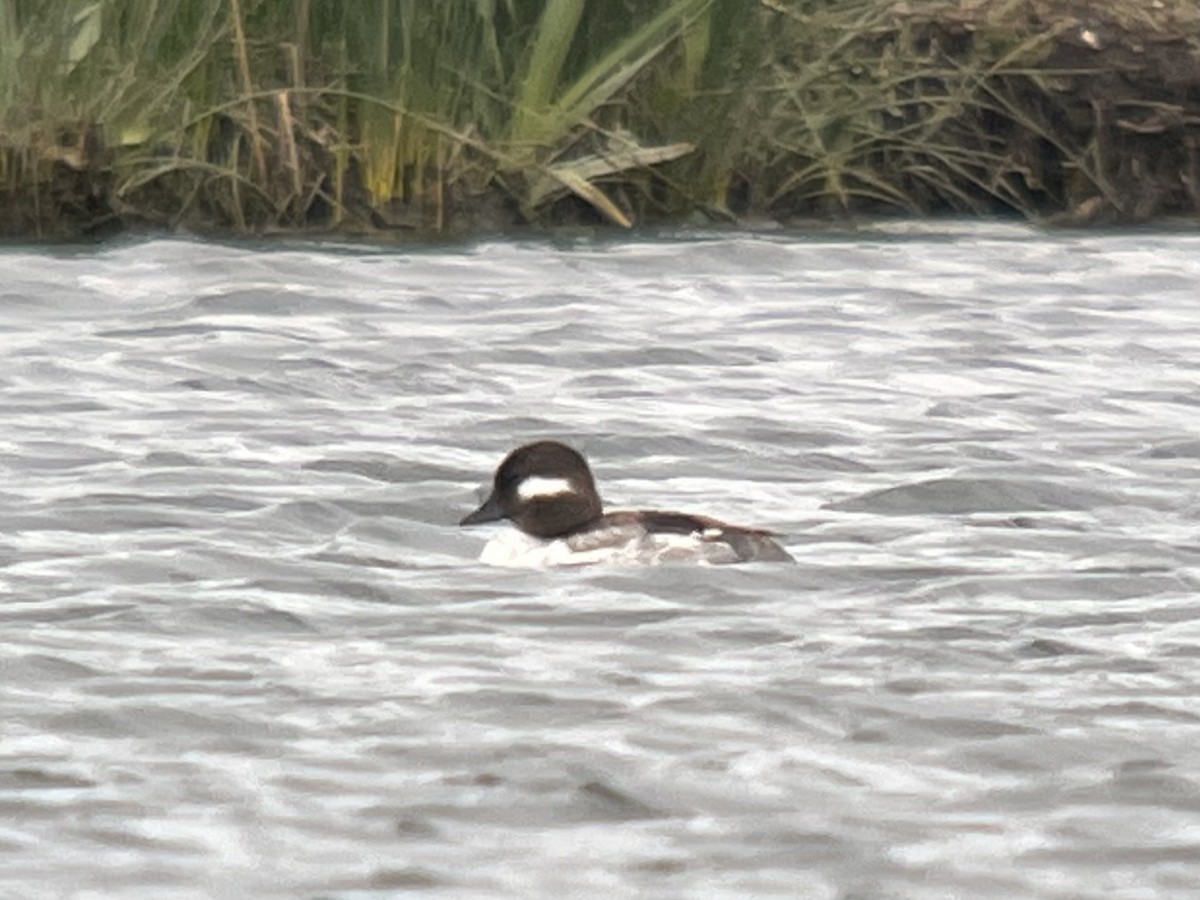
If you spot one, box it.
[894,0,1200,225]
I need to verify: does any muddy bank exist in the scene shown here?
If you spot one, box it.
[884,0,1200,225]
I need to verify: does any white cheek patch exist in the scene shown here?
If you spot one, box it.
[517,476,576,501]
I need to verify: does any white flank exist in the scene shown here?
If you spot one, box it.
[477,525,740,568]
[516,476,575,501]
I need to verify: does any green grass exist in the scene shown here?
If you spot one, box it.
[1,0,1197,235]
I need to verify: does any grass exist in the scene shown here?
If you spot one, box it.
[1,0,1197,237]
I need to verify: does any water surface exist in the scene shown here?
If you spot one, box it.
[3,225,1200,899]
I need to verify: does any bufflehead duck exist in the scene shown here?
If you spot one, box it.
[460,441,794,567]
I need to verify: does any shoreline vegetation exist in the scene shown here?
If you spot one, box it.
[2,0,1198,240]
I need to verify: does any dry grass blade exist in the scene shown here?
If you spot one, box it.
[529,137,695,224]
[227,0,267,186]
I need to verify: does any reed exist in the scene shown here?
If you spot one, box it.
[1,0,1197,236]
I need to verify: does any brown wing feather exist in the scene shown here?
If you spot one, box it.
[593,510,793,563]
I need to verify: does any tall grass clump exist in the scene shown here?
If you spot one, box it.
[2,0,725,234]
[634,0,1070,220]
[665,0,1200,222]
[2,0,1198,235]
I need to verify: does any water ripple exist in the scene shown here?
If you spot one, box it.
[2,226,1199,898]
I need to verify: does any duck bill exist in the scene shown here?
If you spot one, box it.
[460,491,506,526]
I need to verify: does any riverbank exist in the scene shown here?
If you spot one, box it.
[2,0,1197,240]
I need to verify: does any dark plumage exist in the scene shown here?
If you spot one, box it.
[461,440,794,565]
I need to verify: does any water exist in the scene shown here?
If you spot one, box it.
[3,225,1200,899]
